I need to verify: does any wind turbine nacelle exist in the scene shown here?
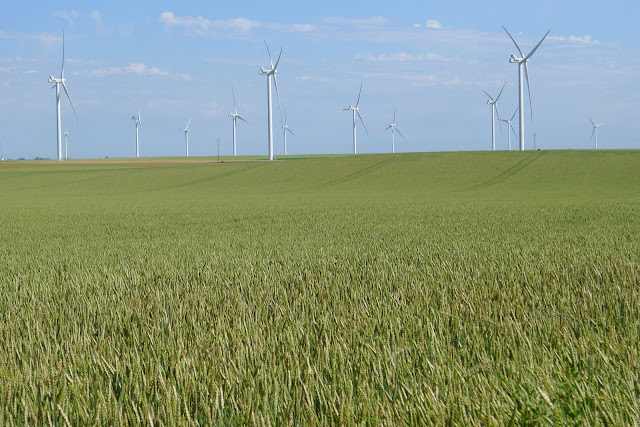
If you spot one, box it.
[509,55,521,63]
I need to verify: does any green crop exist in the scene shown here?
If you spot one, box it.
[0,150,639,424]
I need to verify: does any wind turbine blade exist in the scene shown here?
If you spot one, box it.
[273,74,283,127]
[503,26,524,57]
[343,108,351,111]
[494,103,501,122]
[525,29,550,60]
[356,81,363,108]
[186,118,191,130]
[482,90,494,102]
[395,127,405,139]
[61,81,78,120]
[264,40,273,68]
[495,82,506,102]
[384,125,392,131]
[273,46,283,70]
[511,123,519,140]
[590,127,596,140]
[286,128,295,136]
[511,106,519,121]
[61,29,65,77]
[237,115,248,123]
[524,63,533,121]
[357,110,368,135]
[232,88,237,111]
[589,116,595,126]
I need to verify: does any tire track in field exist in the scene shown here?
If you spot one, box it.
[321,154,404,187]
[469,151,544,190]
[149,162,268,192]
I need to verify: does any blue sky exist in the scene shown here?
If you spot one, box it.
[1,0,638,159]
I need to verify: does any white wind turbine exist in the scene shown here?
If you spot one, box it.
[483,83,505,151]
[282,109,294,156]
[385,107,404,154]
[228,88,247,156]
[344,81,368,154]
[64,129,70,160]
[589,116,604,149]
[498,107,519,151]
[503,27,550,151]
[132,108,141,158]
[48,31,77,162]
[179,118,191,157]
[258,41,282,161]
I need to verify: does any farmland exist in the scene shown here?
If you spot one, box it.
[0,150,639,424]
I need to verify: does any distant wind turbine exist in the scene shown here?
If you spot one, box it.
[258,41,283,161]
[179,118,191,157]
[64,129,70,160]
[344,81,368,154]
[589,116,604,149]
[48,30,77,162]
[228,88,247,156]
[132,108,141,158]
[385,107,405,154]
[282,109,294,156]
[503,27,550,151]
[483,83,505,151]
[498,107,519,151]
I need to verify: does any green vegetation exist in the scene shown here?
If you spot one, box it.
[0,150,639,424]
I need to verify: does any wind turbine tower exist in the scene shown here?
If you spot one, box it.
[483,83,505,151]
[385,108,405,154]
[503,27,550,151]
[258,42,282,161]
[498,107,519,151]
[228,88,247,156]
[344,81,368,154]
[48,31,77,161]
[282,109,294,155]
[132,108,141,158]
[180,118,191,156]
[589,116,604,149]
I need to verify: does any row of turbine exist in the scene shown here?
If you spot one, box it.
[49,36,406,161]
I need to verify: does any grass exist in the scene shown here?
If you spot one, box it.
[0,150,639,424]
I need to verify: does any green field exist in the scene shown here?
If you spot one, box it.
[1,150,639,424]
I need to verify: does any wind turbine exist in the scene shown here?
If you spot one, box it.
[132,108,141,158]
[385,107,405,154]
[179,118,191,156]
[282,109,294,156]
[48,30,77,162]
[258,41,282,161]
[498,107,519,151]
[589,116,604,149]
[483,83,505,151]
[64,129,70,160]
[344,81,368,154]
[228,88,247,156]
[503,27,550,151]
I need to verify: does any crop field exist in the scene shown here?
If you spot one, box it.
[0,150,639,424]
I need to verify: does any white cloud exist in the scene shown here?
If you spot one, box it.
[413,24,421,28]
[548,34,599,45]
[158,12,317,35]
[89,63,170,77]
[90,10,110,36]
[53,10,80,27]
[426,20,442,29]
[355,52,459,62]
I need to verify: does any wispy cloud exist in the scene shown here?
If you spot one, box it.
[90,10,111,36]
[158,12,318,35]
[548,34,599,45]
[53,10,80,27]
[355,52,459,62]
[426,20,442,29]
[88,63,171,77]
